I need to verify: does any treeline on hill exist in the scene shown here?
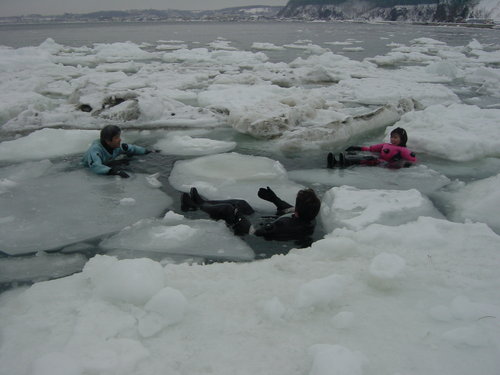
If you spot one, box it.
[287,0,438,5]
[285,0,476,22]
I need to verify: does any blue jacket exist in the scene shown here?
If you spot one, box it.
[81,140,147,175]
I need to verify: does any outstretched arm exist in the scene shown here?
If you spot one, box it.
[258,187,293,213]
[121,143,147,156]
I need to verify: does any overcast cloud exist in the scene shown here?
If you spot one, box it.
[0,0,287,17]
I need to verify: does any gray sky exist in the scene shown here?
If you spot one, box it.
[1,0,287,17]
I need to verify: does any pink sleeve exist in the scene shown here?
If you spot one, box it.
[400,148,417,162]
[366,144,384,153]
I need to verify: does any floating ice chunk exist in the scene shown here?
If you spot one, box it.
[442,173,500,234]
[155,44,188,51]
[320,186,443,232]
[0,90,58,127]
[443,325,490,348]
[335,77,459,107]
[368,253,406,289]
[277,101,410,151]
[154,134,236,156]
[198,83,287,114]
[309,237,359,261]
[284,43,329,54]
[411,37,447,46]
[145,173,162,188]
[343,47,364,52]
[396,104,500,161]
[144,287,187,321]
[78,338,149,373]
[463,66,500,97]
[93,41,155,62]
[138,287,187,337]
[425,61,459,79]
[429,305,455,322]
[290,52,376,82]
[450,295,500,321]
[99,215,255,261]
[31,352,83,375]
[208,39,237,50]
[251,42,285,51]
[88,257,165,305]
[331,311,355,329]
[199,84,347,139]
[119,197,136,206]
[0,168,173,255]
[467,46,500,64]
[308,344,366,375]
[296,274,346,309]
[324,41,353,46]
[260,297,287,322]
[329,216,500,289]
[162,47,268,66]
[169,152,303,211]
[289,165,450,195]
[0,251,87,284]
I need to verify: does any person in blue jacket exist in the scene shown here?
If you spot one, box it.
[82,125,153,178]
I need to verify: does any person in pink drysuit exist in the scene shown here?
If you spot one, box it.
[327,127,417,169]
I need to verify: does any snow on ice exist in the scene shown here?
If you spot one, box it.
[0,29,500,375]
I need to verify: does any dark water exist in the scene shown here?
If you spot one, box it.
[1,21,498,62]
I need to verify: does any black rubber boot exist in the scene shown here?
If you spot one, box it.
[190,187,254,215]
[327,152,336,169]
[181,193,198,212]
[339,153,347,168]
[190,187,205,205]
[258,186,293,211]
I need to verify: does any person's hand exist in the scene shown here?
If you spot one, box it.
[345,146,362,152]
[108,168,130,178]
[258,186,278,202]
[145,149,160,154]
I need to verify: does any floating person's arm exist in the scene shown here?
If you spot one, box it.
[399,147,417,163]
[364,144,384,153]
[120,143,148,156]
[84,149,112,175]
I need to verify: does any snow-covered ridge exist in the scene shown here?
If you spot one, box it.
[279,0,500,23]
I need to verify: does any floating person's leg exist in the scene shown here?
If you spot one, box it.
[181,193,198,212]
[189,187,252,235]
[340,153,379,167]
[327,152,337,169]
[190,187,254,214]
[257,186,293,214]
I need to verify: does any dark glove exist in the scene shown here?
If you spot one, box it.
[345,146,362,152]
[108,168,129,178]
[258,186,278,202]
[121,143,129,151]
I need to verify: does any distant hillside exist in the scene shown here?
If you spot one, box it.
[0,6,282,24]
[279,0,486,23]
[1,1,496,25]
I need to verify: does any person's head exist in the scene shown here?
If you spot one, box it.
[100,125,122,149]
[294,188,321,222]
[390,127,408,147]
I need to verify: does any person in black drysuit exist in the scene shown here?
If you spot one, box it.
[181,186,321,244]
